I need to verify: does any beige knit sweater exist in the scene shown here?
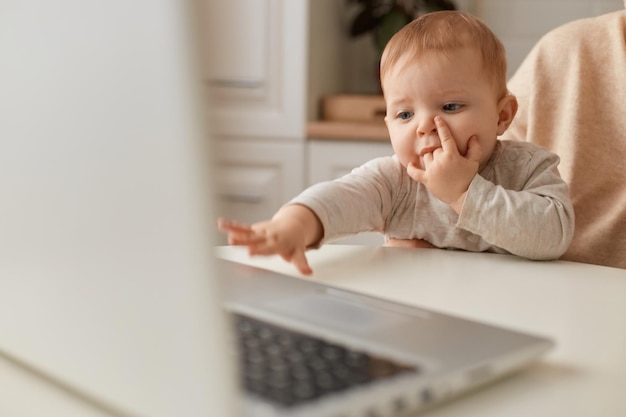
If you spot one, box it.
[503,10,626,269]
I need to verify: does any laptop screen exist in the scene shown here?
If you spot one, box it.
[0,2,237,416]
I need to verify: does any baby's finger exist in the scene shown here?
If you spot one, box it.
[406,162,426,183]
[291,250,313,275]
[280,249,313,275]
[464,135,482,163]
[247,239,283,256]
[422,152,434,167]
[217,217,252,233]
[228,232,267,246]
[434,116,460,155]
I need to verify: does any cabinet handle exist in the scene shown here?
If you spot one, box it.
[208,79,263,89]
[219,191,264,203]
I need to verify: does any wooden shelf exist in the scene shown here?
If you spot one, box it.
[306,120,389,142]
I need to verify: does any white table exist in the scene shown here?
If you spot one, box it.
[215,245,626,417]
[1,245,624,417]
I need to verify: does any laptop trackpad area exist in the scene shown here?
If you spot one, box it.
[265,292,417,334]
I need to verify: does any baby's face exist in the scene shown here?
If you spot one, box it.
[383,48,507,171]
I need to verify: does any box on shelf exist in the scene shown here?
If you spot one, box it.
[322,95,386,123]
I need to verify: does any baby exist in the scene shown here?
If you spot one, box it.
[219,11,574,275]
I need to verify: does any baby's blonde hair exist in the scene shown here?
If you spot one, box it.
[380,11,508,99]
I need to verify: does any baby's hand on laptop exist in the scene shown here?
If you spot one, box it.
[217,215,314,275]
[407,117,481,213]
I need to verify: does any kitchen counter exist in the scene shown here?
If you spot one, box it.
[308,94,389,142]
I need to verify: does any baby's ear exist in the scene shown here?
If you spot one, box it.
[496,94,518,135]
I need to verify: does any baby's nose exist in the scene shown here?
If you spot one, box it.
[416,117,437,136]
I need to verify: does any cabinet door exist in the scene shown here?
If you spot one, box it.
[204,0,266,86]
[202,0,307,139]
[307,140,394,245]
[214,140,304,243]
[307,140,394,184]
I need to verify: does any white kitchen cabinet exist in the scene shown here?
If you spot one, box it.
[203,0,308,139]
[307,139,394,245]
[203,0,308,233]
[204,0,345,232]
[213,139,304,244]
[307,140,394,184]
[216,140,304,218]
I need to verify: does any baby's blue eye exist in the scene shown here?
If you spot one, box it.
[398,111,413,120]
[442,103,462,112]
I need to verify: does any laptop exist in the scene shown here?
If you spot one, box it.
[216,255,552,417]
[0,1,552,417]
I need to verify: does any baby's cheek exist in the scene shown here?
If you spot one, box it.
[392,145,411,164]
[398,150,422,168]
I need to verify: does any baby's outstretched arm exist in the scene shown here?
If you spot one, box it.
[217,204,323,275]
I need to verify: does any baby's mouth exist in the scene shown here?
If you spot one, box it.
[418,146,440,156]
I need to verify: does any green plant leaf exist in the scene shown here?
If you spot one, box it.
[373,9,410,54]
[350,8,382,37]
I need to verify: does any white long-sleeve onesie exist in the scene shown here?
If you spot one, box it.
[290,140,574,260]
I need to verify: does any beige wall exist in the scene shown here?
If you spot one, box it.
[334,0,624,93]
[479,0,623,78]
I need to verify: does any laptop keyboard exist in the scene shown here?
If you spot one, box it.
[234,313,419,407]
